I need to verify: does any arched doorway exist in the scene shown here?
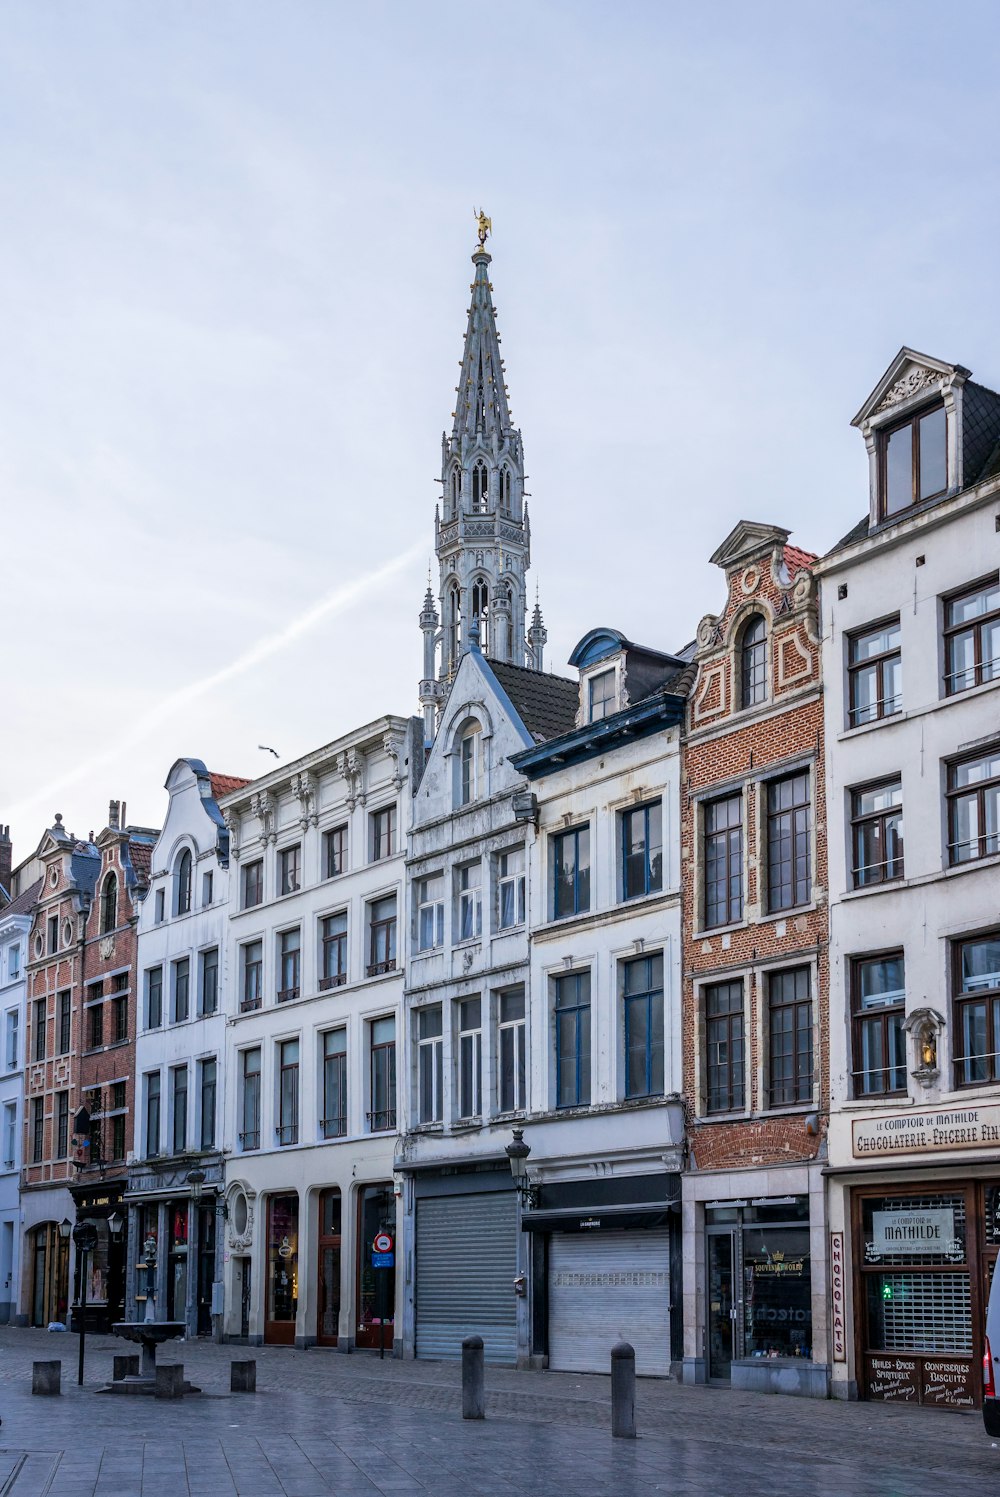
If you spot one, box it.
[30,1223,69,1328]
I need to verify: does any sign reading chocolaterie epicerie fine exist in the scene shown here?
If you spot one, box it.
[852,1102,1000,1158]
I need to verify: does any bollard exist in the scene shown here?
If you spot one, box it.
[32,1360,61,1396]
[155,1363,185,1400]
[113,1354,140,1382]
[231,1359,257,1393]
[611,1341,636,1439]
[461,1334,485,1420]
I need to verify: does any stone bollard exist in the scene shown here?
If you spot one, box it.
[32,1360,61,1396]
[231,1359,257,1393]
[113,1354,140,1381]
[611,1341,636,1439]
[155,1363,185,1400]
[461,1334,485,1420]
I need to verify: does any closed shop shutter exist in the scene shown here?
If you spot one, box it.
[415,1192,518,1363]
[548,1229,670,1376]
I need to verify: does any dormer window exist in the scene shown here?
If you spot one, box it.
[879,401,947,518]
[588,669,616,722]
[739,615,767,708]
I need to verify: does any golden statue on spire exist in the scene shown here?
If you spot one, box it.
[474,207,492,250]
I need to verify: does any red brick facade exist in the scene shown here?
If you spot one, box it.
[682,523,828,1171]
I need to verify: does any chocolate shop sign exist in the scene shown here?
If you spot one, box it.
[852,1102,1000,1158]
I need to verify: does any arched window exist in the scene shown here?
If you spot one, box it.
[100,873,118,934]
[450,467,461,516]
[471,577,489,653]
[459,722,482,806]
[472,462,488,513]
[174,849,192,916]
[499,466,511,513]
[740,615,767,708]
[446,583,460,672]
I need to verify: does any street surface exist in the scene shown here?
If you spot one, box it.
[0,1328,995,1495]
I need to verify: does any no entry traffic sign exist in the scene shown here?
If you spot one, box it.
[373,1231,393,1255]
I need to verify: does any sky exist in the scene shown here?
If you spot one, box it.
[3,0,1000,860]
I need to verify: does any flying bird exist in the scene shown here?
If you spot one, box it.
[258,745,280,758]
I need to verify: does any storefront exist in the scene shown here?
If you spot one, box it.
[27,1220,70,1328]
[124,1156,225,1338]
[69,1181,127,1334]
[264,1192,299,1345]
[357,1182,396,1352]
[411,1170,515,1364]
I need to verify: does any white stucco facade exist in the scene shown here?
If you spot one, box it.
[0,898,34,1324]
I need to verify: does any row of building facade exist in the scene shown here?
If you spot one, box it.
[2,233,999,1414]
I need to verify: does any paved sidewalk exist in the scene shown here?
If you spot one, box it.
[0,1328,995,1494]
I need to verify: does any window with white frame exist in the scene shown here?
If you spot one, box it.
[199,1058,217,1149]
[145,966,163,1029]
[457,861,483,941]
[370,805,397,862]
[622,953,664,1098]
[459,724,482,805]
[497,847,525,930]
[456,997,482,1118]
[588,668,616,722]
[497,988,525,1113]
[321,1028,347,1138]
[7,943,20,980]
[4,1009,17,1071]
[199,947,219,1015]
[3,1101,16,1168]
[144,1071,161,1157]
[241,940,263,1012]
[277,928,301,1003]
[239,1047,261,1149]
[415,874,445,952]
[367,896,397,976]
[320,911,348,988]
[171,957,190,1023]
[554,972,591,1108]
[171,1064,188,1153]
[324,824,348,879]
[368,1017,396,1131]
[277,1039,299,1145]
[278,844,301,896]
[417,1006,443,1124]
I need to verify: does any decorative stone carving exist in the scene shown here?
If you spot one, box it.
[740,565,760,596]
[382,733,405,791]
[695,613,722,653]
[249,790,276,845]
[875,365,941,413]
[290,771,318,830]
[337,749,366,811]
[99,935,115,961]
[222,808,241,861]
[904,1006,946,1088]
[777,630,813,689]
[225,1183,256,1253]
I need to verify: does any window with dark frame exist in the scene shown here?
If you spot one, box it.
[878,400,947,518]
[172,956,190,1023]
[88,1001,103,1050]
[498,989,526,1113]
[417,1006,443,1124]
[370,805,396,863]
[623,952,664,1099]
[320,911,348,988]
[848,619,902,726]
[144,1072,161,1157]
[705,980,745,1114]
[704,793,743,929]
[111,1111,126,1162]
[457,996,482,1119]
[241,940,263,1012]
[146,966,163,1029]
[740,615,767,708]
[321,1028,347,1138]
[766,771,811,912]
[242,859,263,910]
[367,896,397,976]
[240,1048,261,1149]
[171,1065,188,1154]
[154,889,165,923]
[33,997,46,1061]
[551,825,590,920]
[279,844,301,896]
[954,932,1000,1087]
[944,576,1000,695]
[199,947,219,1015]
[47,914,58,955]
[199,1058,217,1149]
[101,872,118,933]
[55,1091,69,1159]
[947,747,1000,865]
[277,927,301,1002]
[767,967,813,1107]
[368,1017,396,1131]
[555,971,591,1109]
[277,1039,299,1145]
[32,1096,43,1163]
[113,994,127,1044]
[852,954,906,1097]
[174,849,192,915]
[324,824,348,879]
[588,668,616,722]
[58,990,71,1054]
[851,779,904,886]
[622,801,663,901]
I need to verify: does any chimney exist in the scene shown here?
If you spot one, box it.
[0,825,11,897]
[108,800,121,831]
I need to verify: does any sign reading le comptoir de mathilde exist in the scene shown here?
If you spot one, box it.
[852,1102,1000,1158]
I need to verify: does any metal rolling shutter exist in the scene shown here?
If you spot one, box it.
[548,1229,670,1376]
[415,1193,518,1363]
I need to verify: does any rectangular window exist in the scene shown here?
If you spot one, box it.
[3,1101,16,1168]
[766,772,811,912]
[497,847,526,930]
[277,1039,299,1145]
[704,793,743,929]
[240,1048,261,1150]
[172,957,190,1023]
[279,844,301,896]
[367,896,397,976]
[171,1065,188,1154]
[199,947,219,1015]
[88,1002,103,1050]
[705,980,745,1113]
[954,933,1000,1087]
[555,971,591,1108]
[416,874,445,951]
[57,991,70,1054]
[242,859,263,910]
[551,825,591,920]
[111,1112,126,1162]
[849,779,903,887]
[944,576,1000,695]
[5,1008,17,1070]
[55,1091,68,1159]
[588,668,616,722]
[277,928,301,1002]
[947,747,1000,865]
[8,944,19,980]
[457,861,483,942]
[154,888,165,923]
[622,801,663,901]
[768,968,813,1107]
[498,989,526,1113]
[879,401,947,516]
[370,805,396,862]
[199,1058,217,1149]
[144,1072,161,1157]
[457,996,482,1119]
[369,1016,396,1131]
[47,915,58,955]
[241,940,263,1012]
[33,997,46,1061]
[324,824,348,879]
[113,994,127,1044]
[852,954,906,1097]
[202,870,213,907]
[623,953,664,1098]
[417,1006,443,1124]
[321,1028,347,1139]
[320,912,348,988]
[32,1096,43,1163]
[460,730,481,805]
[848,619,902,726]
[146,966,163,1029]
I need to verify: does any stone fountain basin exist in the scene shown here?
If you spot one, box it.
[112,1321,186,1345]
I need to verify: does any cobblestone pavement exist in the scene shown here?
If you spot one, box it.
[0,1328,996,1494]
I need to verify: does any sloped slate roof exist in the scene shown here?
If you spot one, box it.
[1,877,42,919]
[826,514,871,555]
[488,661,579,744]
[209,773,252,802]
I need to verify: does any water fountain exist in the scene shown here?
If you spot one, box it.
[110,1232,192,1395]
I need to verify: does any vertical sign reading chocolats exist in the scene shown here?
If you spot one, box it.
[830,1231,846,1362]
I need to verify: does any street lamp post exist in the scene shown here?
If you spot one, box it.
[72,1219,98,1387]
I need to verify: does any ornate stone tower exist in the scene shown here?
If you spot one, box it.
[419,214,540,736]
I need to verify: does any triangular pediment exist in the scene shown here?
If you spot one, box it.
[709,520,790,572]
[852,347,970,428]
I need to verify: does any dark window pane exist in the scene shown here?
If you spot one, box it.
[884,424,912,514]
[918,405,947,499]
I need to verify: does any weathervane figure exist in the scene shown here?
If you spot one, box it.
[474,207,492,249]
